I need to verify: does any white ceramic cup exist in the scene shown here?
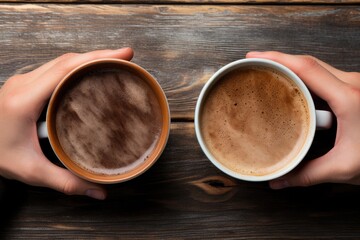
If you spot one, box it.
[195,58,332,182]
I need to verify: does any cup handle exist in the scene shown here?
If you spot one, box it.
[316,110,333,130]
[37,121,48,138]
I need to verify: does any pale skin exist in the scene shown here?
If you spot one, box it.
[246,51,360,189]
[0,48,134,200]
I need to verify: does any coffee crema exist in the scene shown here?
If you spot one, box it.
[54,68,163,176]
[200,67,310,176]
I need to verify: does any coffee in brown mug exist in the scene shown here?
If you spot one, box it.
[195,59,332,181]
[39,59,170,183]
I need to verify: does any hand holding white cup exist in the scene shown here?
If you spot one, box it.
[195,58,332,182]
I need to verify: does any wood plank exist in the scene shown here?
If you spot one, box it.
[2,122,360,239]
[0,4,359,120]
[1,0,359,4]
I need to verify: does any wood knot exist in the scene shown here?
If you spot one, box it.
[190,176,237,195]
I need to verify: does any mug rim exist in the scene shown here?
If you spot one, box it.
[195,58,316,182]
[46,58,171,184]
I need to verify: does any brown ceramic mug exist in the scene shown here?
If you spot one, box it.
[38,59,170,184]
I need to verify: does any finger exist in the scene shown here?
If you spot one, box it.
[269,151,338,189]
[23,55,78,81]
[31,47,134,106]
[308,58,360,89]
[21,48,133,83]
[246,51,350,110]
[38,159,107,200]
[314,58,349,80]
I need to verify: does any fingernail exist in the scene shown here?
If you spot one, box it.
[270,179,290,190]
[86,189,106,200]
[117,47,131,51]
[247,51,263,56]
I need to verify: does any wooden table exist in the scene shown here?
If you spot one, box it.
[1,0,359,239]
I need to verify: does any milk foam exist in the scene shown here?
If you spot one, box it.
[201,67,309,176]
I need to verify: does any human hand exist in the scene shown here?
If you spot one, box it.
[246,51,360,189]
[0,48,134,199]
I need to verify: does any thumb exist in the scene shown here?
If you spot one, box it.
[269,152,338,189]
[246,51,349,112]
[38,159,107,200]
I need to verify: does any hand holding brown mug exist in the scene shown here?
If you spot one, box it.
[246,51,360,189]
[0,48,134,200]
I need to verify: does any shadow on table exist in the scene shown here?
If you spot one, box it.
[0,178,27,238]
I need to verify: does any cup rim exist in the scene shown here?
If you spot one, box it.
[195,58,316,182]
[46,58,171,184]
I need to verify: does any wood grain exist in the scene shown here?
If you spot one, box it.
[0,3,360,239]
[0,4,359,120]
[1,122,360,239]
[0,0,359,4]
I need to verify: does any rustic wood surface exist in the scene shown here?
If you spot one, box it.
[0,0,359,4]
[0,2,360,239]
